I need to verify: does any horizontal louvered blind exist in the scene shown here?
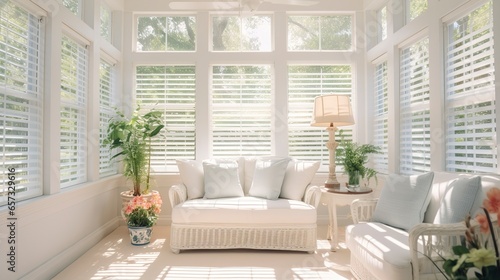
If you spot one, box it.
[136,66,196,172]
[399,37,431,175]
[211,65,272,157]
[373,61,388,174]
[99,59,117,177]
[60,35,87,187]
[288,65,353,171]
[0,1,43,205]
[445,1,496,173]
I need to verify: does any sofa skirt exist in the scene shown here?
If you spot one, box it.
[169,223,317,254]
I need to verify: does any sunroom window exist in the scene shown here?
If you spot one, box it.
[0,1,44,205]
[211,65,272,156]
[99,59,118,177]
[288,65,353,170]
[60,35,88,188]
[135,65,196,172]
[372,61,389,174]
[399,37,431,175]
[444,0,496,173]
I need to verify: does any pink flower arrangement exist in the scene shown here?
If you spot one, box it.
[441,188,500,280]
[124,192,163,227]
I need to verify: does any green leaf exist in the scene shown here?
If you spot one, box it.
[452,245,469,255]
[149,125,165,137]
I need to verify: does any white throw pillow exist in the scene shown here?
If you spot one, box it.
[280,160,320,201]
[203,159,244,199]
[248,157,290,200]
[372,172,435,231]
[176,159,204,199]
[433,176,481,224]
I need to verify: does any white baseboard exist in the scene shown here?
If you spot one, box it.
[20,217,121,280]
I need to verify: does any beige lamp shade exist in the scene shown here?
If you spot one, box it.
[311,94,355,127]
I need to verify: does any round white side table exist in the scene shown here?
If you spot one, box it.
[320,186,373,251]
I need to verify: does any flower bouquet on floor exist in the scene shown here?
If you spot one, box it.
[440,188,500,280]
[124,192,163,245]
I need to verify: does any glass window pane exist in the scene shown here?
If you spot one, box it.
[100,3,112,42]
[320,16,352,50]
[288,16,319,51]
[62,0,80,17]
[378,6,387,42]
[137,16,196,51]
[288,15,352,51]
[407,0,428,22]
[167,16,196,51]
[212,15,271,52]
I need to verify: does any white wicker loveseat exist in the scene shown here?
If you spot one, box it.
[169,156,322,254]
[346,171,500,280]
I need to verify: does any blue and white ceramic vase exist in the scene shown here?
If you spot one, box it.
[128,226,152,245]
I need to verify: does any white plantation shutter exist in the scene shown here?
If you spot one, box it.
[60,35,88,187]
[99,59,117,177]
[288,65,353,170]
[399,37,431,175]
[0,1,43,205]
[445,1,496,173]
[373,61,388,174]
[211,65,272,157]
[136,66,196,172]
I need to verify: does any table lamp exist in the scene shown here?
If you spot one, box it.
[311,94,355,190]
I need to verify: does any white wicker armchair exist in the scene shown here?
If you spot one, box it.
[350,198,471,280]
[346,172,500,280]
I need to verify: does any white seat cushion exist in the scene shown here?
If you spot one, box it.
[172,196,316,224]
[346,222,415,279]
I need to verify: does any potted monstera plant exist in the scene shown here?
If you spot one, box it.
[336,131,381,188]
[105,105,165,196]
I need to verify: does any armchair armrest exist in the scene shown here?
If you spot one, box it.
[169,184,188,208]
[350,198,379,224]
[408,222,467,280]
[303,185,321,208]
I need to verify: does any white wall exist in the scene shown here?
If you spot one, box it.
[0,175,123,280]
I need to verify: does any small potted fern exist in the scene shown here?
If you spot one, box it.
[336,132,381,188]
